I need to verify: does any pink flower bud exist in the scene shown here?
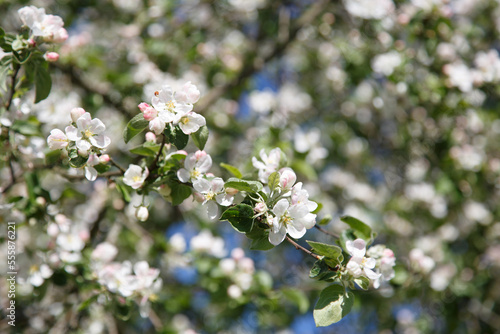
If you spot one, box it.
[279,167,297,190]
[231,248,245,261]
[195,150,207,160]
[28,38,36,47]
[70,107,86,123]
[138,102,150,112]
[254,202,267,213]
[143,106,158,121]
[136,206,149,222]
[100,154,110,163]
[145,131,156,142]
[44,52,59,62]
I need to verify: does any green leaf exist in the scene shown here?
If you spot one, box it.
[224,177,263,193]
[11,119,41,136]
[250,234,275,251]
[220,163,243,178]
[340,215,373,241]
[282,288,310,314]
[318,215,332,226]
[306,240,344,267]
[123,113,149,143]
[68,155,87,168]
[45,150,62,165]
[354,277,370,290]
[34,62,52,103]
[170,182,192,206]
[115,182,131,202]
[93,163,111,173]
[309,259,339,281]
[129,144,160,156]
[191,125,209,150]
[268,171,280,191]
[78,294,99,311]
[12,38,24,51]
[165,125,189,149]
[313,285,354,327]
[220,204,254,233]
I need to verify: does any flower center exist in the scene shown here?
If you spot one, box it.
[190,169,200,179]
[84,129,93,138]
[166,101,175,112]
[181,116,189,124]
[133,175,142,183]
[206,191,215,201]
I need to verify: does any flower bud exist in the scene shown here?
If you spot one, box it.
[28,38,36,47]
[44,52,59,62]
[254,202,267,214]
[138,102,150,112]
[194,150,207,160]
[70,107,86,123]
[145,131,156,142]
[136,206,149,222]
[279,167,296,190]
[100,154,110,163]
[143,106,158,121]
[225,187,239,196]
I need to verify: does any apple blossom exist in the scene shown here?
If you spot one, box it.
[268,198,311,245]
[91,242,118,263]
[145,131,156,142]
[345,239,381,280]
[175,81,201,104]
[279,167,297,191]
[177,150,212,183]
[252,147,282,183]
[84,153,100,181]
[178,112,206,135]
[47,128,68,149]
[193,177,234,220]
[65,112,111,151]
[44,51,59,62]
[152,85,193,124]
[18,6,68,43]
[123,164,149,189]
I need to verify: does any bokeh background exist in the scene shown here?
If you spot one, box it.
[1,0,500,333]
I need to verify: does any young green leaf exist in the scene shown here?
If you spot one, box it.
[220,163,243,178]
[306,240,344,266]
[123,113,149,143]
[250,234,275,251]
[169,182,192,206]
[165,125,189,149]
[224,178,263,193]
[354,277,370,290]
[129,144,160,157]
[220,204,254,233]
[267,171,280,191]
[313,285,354,327]
[340,215,373,241]
[34,63,52,103]
[191,125,209,150]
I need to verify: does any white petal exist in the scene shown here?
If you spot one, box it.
[89,118,106,134]
[289,203,309,219]
[76,139,91,151]
[216,193,234,206]
[268,225,287,245]
[272,199,289,217]
[287,222,306,239]
[90,134,111,148]
[346,239,366,258]
[211,177,225,193]
[177,168,190,183]
[76,112,92,130]
[85,166,98,181]
[193,178,211,193]
[364,267,382,280]
[206,201,219,220]
[197,154,212,173]
[65,125,79,141]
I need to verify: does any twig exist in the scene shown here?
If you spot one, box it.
[285,235,321,261]
[146,134,166,181]
[109,157,126,173]
[314,224,340,239]
[5,63,20,111]
[148,309,163,332]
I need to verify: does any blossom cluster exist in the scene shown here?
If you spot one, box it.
[252,148,318,245]
[346,239,396,289]
[18,6,68,44]
[91,242,162,317]
[47,108,111,181]
[138,81,205,135]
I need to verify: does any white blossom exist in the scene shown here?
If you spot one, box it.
[345,239,381,280]
[178,112,206,135]
[177,150,212,183]
[18,6,68,43]
[47,129,68,150]
[123,164,149,189]
[252,147,282,183]
[65,112,111,151]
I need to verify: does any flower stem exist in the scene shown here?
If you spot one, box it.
[285,235,321,260]
[5,63,20,111]
[314,224,339,238]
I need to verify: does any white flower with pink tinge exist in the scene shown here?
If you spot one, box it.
[18,6,68,43]
[345,239,381,280]
[177,150,212,183]
[123,164,149,189]
[175,81,201,104]
[65,112,111,151]
[133,261,162,317]
[152,85,193,124]
[47,129,68,150]
[252,147,282,183]
[178,112,206,135]
[269,198,311,245]
[193,177,234,220]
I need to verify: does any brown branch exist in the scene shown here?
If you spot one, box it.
[285,235,321,261]
[314,224,340,239]
[5,63,20,111]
